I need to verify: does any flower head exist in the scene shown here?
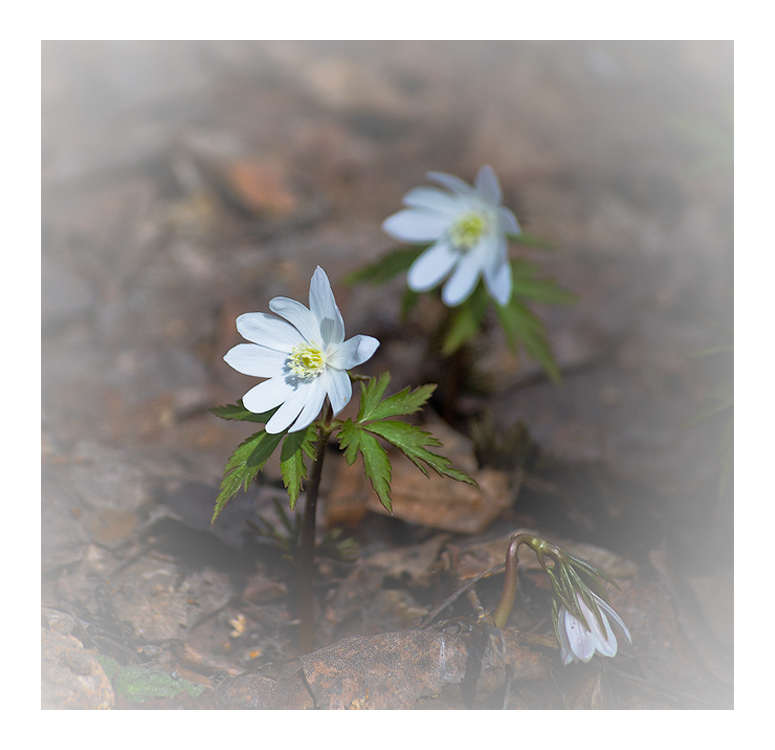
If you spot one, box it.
[556,591,632,665]
[224,266,379,434]
[381,164,520,307]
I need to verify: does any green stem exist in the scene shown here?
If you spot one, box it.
[297,403,332,654]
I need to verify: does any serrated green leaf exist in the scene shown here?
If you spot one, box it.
[279,425,316,511]
[357,374,436,423]
[344,247,425,286]
[338,420,393,512]
[212,430,284,524]
[364,420,477,486]
[495,298,561,383]
[356,372,392,421]
[441,283,489,355]
[210,401,278,424]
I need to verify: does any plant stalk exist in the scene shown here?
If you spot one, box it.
[297,403,332,654]
[493,534,523,628]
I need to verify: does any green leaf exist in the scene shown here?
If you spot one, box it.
[344,247,425,286]
[718,414,733,497]
[210,401,278,424]
[364,420,477,486]
[279,425,316,511]
[212,429,284,524]
[495,298,561,383]
[441,283,489,355]
[689,344,733,358]
[338,420,394,512]
[507,231,556,250]
[510,260,576,306]
[357,373,436,423]
[682,381,733,429]
[400,287,420,321]
[356,372,392,421]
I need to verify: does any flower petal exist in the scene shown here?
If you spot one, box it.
[557,609,576,665]
[224,343,288,378]
[565,611,596,663]
[499,206,521,235]
[426,171,474,197]
[407,240,460,292]
[482,237,511,305]
[288,376,327,432]
[474,164,501,205]
[268,297,321,345]
[265,383,312,434]
[309,266,345,346]
[242,377,294,415]
[324,368,353,416]
[401,186,461,217]
[596,596,632,645]
[580,595,617,657]
[382,208,450,242]
[235,312,300,351]
[328,334,380,370]
[441,245,486,306]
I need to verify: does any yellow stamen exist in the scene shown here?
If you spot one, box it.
[448,212,487,249]
[288,344,326,378]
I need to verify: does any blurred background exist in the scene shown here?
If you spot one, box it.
[41,41,733,709]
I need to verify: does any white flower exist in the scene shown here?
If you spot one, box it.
[224,266,379,434]
[381,164,521,307]
[557,592,632,665]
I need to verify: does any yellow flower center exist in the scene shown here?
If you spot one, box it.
[448,212,487,249]
[288,343,326,378]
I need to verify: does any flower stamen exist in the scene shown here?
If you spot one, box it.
[448,212,487,250]
[288,343,326,378]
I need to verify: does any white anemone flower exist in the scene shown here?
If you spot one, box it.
[381,164,520,307]
[557,592,632,666]
[224,266,379,434]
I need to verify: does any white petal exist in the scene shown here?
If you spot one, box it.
[407,240,460,292]
[596,595,632,645]
[557,610,576,665]
[580,595,617,657]
[265,383,312,434]
[499,206,521,235]
[566,612,596,663]
[441,247,485,306]
[309,266,345,346]
[235,312,300,351]
[328,334,380,370]
[268,297,321,344]
[288,376,327,432]
[474,164,501,205]
[242,377,294,415]
[482,239,512,305]
[324,368,353,416]
[401,186,461,217]
[224,343,288,378]
[382,209,450,242]
[426,171,474,197]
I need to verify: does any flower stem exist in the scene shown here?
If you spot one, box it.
[493,534,524,628]
[297,403,332,654]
